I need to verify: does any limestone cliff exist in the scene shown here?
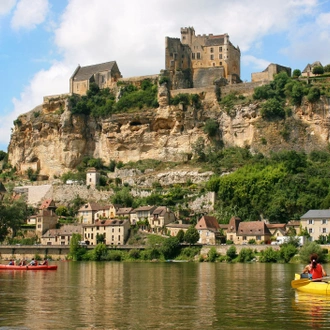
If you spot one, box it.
[8,84,330,179]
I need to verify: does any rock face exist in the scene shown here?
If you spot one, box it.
[7,84,330,179]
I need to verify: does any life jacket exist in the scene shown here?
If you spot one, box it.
[310,263,323,279]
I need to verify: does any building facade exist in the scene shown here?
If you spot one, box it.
[300,210,330,241]
[165,27,241,89]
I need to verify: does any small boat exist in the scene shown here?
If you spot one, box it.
[0,264,57,270]
[291,273,330,295]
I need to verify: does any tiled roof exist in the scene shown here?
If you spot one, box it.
[116,207,133,215]
[166,223,191,229]
[205,35,225,47]
[152,206,167,216]
[266,223,286,229]
[195,215,219,230]
[72,61,116,82]
[84,219,128,227]
[40,199,54,209]
[301,210,330,219]
[227,216,241,233]
[287,220,300,226]
[237,221,271,236]
[132,205,157,212]
[42,224,83,237]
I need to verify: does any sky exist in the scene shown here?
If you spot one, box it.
[0,0,330,152]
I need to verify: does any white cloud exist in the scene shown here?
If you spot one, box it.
[5,0,330,150]
[11,0,49,30]
[0,0,16,16]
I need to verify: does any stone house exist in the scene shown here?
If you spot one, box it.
[130,205,157,225]
[116,207,133,220]
[236,221,272,244]
[77,202,103,224]
[35,199,58,237]
[266,223,287,239]
[150,206,176,233]
[70,61,122,96]
[166,223,191,237]
[86,167,100,187]
[83,219,130,245]
[195,215,221,245]
[300,210,330,241]
[165,26,241,89]
[301,61,323,77]
[94,204,122,220]
[287,220,301,235]
[251,63,291,82]
[226,216,242,243]
[41,224,83,246]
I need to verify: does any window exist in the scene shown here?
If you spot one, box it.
[112,235,114,240]
[112,228,114,233]
[309,228,313,234]
[219,47,222,52]
[323,228,327,233]
[192,53,195,59]
[243,236,246,240]
[322,219,328,224]
[210,47,214,53]
[118,235,120,241]
[197,53,201,59]
[219,54,222,59]
[210,55,214,60]
[220,61,222,65]
[308,219,314,225]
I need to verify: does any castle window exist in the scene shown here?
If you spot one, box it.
[210,47,214,53]
[192,53,195,59]
[174,53,177,60]
[210,55,214,60]
[197,53,201,59]
[219,54,222,59]
[220,61,222,65]
[170,60,174,67]
[219,47,222,52]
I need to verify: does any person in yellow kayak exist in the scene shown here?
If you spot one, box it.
[302,253,327,280]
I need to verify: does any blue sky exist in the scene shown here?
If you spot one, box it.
[0,0,329,152]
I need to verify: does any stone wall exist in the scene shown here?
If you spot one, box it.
[193,67,225,88]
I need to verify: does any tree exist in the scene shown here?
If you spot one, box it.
[161,236,180,259]
[55,206,68,219]
[176,229,185,243]
[292,69,301,78]
[96,233,105,244]
[184,226,199,245]
[68,233,82,261]
[312,66,324,75]
[260,98,285,119]
[307,87,321,103]
[0,198,28,242]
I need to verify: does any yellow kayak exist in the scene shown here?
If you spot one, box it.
[291,273,330,295]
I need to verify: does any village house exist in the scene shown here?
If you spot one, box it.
[77,202,103,224]
[195,215,222,245]
[70,61,122,96]
[236,221,272,244]
[116,207,133,219]
[35,199,58,237]
[266,223,287,239]
[130,205,157,225]
[41,224,83,246]
[150,206,176,233]
[166,222,191,237]
[300,210,330,241]
[94,204,122,220]
[83,219,130,245]
[287,220,301,235]
[301,61,323,77]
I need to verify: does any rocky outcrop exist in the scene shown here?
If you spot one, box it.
[8,83,330,179]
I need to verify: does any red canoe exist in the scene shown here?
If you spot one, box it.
[0,264,57,270]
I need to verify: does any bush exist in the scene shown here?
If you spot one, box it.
[279,244,298,263]
[207,247,218,262]
[237,248,255,262]
[299,241,326,264]
[259,247,279,263]
[260,98,285,119]
[226,245,237,260]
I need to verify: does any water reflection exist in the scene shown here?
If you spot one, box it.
[292,291,330,329]
[1,262,329,329]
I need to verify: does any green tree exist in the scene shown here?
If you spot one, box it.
[292,69,301,78]
[184,226,200,245]
[260,98,285,119]
[307,87,321,103]
[237,248,255,262]
[55,206,68,219]
[68,233,82,261]
[312,66,324,75]
[161,236,180,259]
[299,241,325,264]
[176,229,185,243]
[96,233,105,244]
[226,245,237,260]
[208,247,218,262]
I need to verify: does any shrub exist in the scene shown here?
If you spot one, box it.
[203,119,219,137]
[207,247,218,262]
[279,244,298,263]
[226,245,237,260]
[259,247,279,263]
[260,98,285,119]
[299,241,326,264]
[237,248,255,262]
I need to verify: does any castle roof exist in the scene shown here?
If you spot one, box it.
[205,36,225,47]
[72,61,117,82]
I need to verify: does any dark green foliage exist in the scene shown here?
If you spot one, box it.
[184,226,199,245]
[253,84,276,100]
[176,229,185,243]
[159,76,170,85]
[203,119,219,137]
[171,93,190,106]
[237,248,255,262]
[0,150,7,161]
[207,247,218,262]
[292,69,301,78]
[299,242,326,264]
[226,245,237,260]
[259,247,279,262]
[161,236,180,259]
[312,66,324,75]
[279,244,297,263]
[111,187,134,207]
[260,98,285,119]
[307,87,321,103]
[324,64,330,73]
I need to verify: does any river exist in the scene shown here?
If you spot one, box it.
[0,261,329,329]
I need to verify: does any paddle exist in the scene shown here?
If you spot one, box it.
[291,276,330,289]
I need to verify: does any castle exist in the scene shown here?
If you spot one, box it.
[165,27,241,89]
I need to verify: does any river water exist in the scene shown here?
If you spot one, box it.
[0,261,329,329]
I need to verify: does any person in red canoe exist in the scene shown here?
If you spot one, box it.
[8,259,15,266]
[302,253,327,280]
[29,258,38,266]
[41,258,48,266]
[18,259,27,266]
